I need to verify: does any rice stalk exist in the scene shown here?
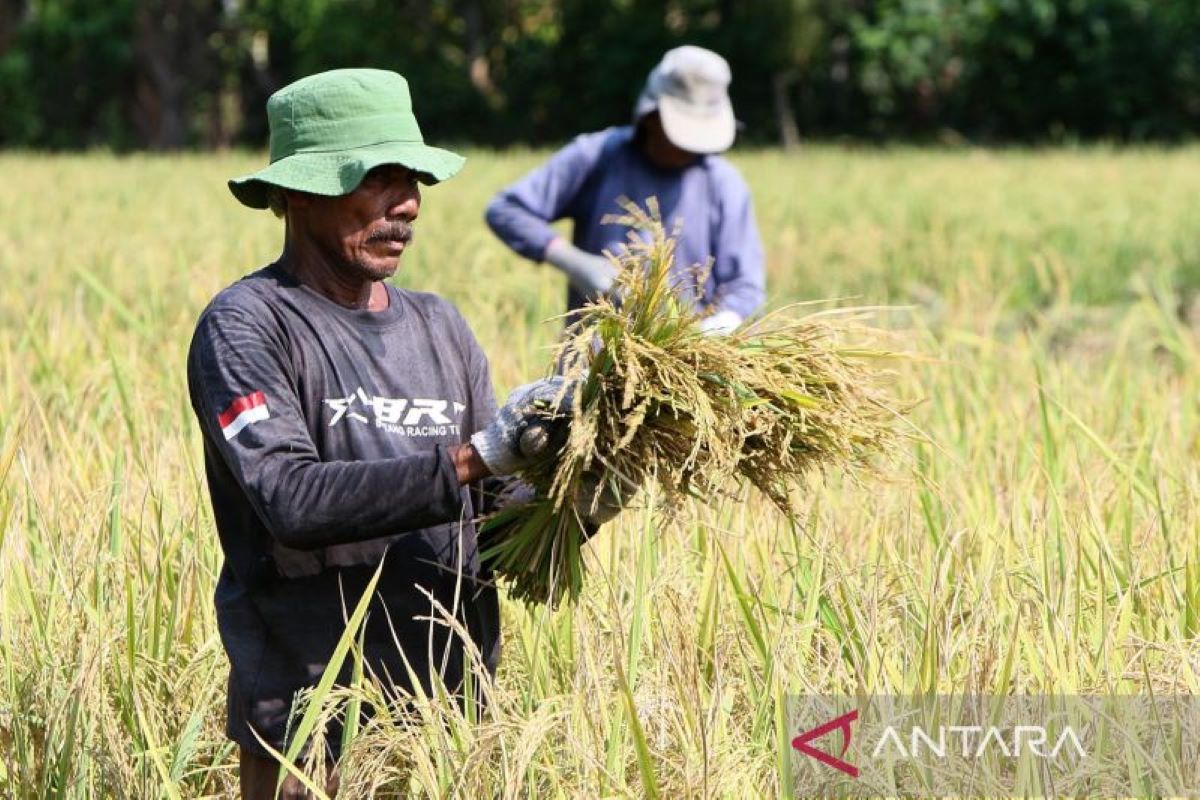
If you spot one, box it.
[482,200,901,605]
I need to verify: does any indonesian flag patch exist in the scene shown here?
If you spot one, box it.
[218,391,269,440]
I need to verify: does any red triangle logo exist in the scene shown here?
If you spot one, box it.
[792,709,859,778]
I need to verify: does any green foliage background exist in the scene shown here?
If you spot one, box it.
[0,0,1197,149]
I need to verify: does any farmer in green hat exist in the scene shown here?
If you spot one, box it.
[189,68,618,798]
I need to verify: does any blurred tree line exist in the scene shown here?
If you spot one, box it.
[0,0,1197,150]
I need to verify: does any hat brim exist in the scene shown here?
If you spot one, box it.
[228,140,465,209]
[657,95,736,155]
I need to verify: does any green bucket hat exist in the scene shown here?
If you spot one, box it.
[229,68,464,209]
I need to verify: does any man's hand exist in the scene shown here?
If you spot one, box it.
[574,470,637,527]
[544,238,619,300]
[470,376,576,476]
[449,442,492,485]
[698,309,742,336]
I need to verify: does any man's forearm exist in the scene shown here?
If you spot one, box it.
[242,448,466,550]
[484,193,558,262]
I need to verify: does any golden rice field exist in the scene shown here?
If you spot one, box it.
[0,146,1198,797]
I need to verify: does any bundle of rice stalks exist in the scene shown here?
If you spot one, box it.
[481,201,900,606]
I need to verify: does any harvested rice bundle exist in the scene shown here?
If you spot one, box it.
[482,201,898,606]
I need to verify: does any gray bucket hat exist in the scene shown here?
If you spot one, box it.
[229,68,464,209]
[634,46,737,154]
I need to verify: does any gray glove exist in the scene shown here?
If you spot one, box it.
[573,470,637,527]
[471,376,575,476]
[544,238,618,300]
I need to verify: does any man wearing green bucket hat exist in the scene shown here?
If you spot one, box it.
[188,68,609,798]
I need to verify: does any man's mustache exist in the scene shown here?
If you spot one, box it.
[368,221,414,243]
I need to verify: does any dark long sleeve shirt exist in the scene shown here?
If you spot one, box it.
[187,263,502,755]
[485,125,766,318]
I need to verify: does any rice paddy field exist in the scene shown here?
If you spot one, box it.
[0,145,1198,797]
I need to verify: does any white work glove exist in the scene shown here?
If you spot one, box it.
[544,238,619,300]
[698,309,742,336]
[471,376,576,476]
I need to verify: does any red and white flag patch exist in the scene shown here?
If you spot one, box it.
[218,391,269,440]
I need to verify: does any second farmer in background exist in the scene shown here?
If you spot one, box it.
[485,45,766,334]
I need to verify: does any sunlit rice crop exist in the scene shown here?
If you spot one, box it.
[483,201,902,605]
[0,149,1196,797]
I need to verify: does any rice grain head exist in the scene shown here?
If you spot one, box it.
[482,200,902,605]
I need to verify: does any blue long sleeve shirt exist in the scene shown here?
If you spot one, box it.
[485,126,766,319]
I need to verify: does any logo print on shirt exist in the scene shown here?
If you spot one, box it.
[323,387,463,437]
[325,387,373,426]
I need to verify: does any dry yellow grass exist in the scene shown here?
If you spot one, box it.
[0,147,1197,797]
[486,201,899,606]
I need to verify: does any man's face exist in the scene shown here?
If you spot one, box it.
[639,112,700,170]
[289,164,422,281]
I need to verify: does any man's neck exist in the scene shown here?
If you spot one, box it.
[277,242,389,311]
